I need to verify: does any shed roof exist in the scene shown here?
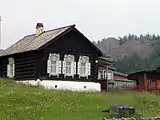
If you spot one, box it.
[113,71,128,77]
[128,68,160,76]
[0,24,75,56]
[98,56,113,65]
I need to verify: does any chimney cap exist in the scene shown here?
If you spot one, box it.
[36,23,44,28]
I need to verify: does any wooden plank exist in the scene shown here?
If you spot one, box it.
[15,60,36,65]
[156,80,160,89]
[16,67,35,72]
[15,64,35,69]
[15,70,36,75]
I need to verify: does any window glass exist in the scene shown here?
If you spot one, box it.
[66,62,71,74]
[80,62,86,75]
[98,71,102,79]
[10,64,13,77]
[104,71,106,79]
[152,80,156,89]
[98,70,105,79]
[108,73,112,80]
[51,61,56,74]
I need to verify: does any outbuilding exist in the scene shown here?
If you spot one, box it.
[128,68,160,91]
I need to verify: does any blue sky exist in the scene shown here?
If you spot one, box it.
[0,0,160,49]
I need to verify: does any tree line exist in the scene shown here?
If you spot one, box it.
[93,33,160,73]
[93,34,160,45]
[113,41,160,73]
[118,33,160,45]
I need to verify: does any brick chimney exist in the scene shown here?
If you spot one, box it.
[36,23,44,36]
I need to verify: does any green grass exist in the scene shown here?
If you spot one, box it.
[0,78,160,120]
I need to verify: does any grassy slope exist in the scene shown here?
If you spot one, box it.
[0,78,160,120]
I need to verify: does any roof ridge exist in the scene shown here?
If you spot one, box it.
[45,24,75,33]
[24,24,75,38]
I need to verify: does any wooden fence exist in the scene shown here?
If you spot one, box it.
[120,85,160,92]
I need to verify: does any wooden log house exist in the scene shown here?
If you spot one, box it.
[0,23,111,90]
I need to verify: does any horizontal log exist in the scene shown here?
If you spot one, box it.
[16,68,35,72]
[15,57,36,62]
[15,60,37,65]
[15,71,36,75]
[15,64,36,69]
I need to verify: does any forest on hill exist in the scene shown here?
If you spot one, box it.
[93,34,160,73]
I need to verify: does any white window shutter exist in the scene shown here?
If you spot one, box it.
[7,64,10,77]
[85,63,88,77]
[70,61,76,76]
[63,61,66,75]
[77,62,81,75]
[98,71,101,79]
[87,63,91,76]
[71,62,74,76]
[47,60,51,73]
[73,62,76,75]
[13,64,15,77]
[56,61,59,75]
[58,61,62,74]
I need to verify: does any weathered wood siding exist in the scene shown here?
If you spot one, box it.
[37,28,102,82]
[128,73,160,90]
[0,57,8,78]
[0,51,38,80]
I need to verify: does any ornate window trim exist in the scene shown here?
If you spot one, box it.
[63,54,76,78]
[78,56,91,79]
[47,53,61,77]
[7,57,15,78]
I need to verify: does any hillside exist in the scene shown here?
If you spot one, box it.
[95,37,120,56]
[95,38,157,60]
[94,34,160,73]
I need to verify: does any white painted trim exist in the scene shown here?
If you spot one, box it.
[78,56,91,78]
[63,54,75,78]
[16,80,101,92]
[47,53,61,77]
[7,57,15,78]
[47,59,51,74]
[13,63,15,77]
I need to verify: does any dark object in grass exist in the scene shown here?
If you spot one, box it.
[102,109,110,113]
[102,104,135,118]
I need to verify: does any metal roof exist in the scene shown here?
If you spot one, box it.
[113,71,128,77]
[128,69,160,76]
[0,24,75,56]
[98,56,113,63]
[98,56,113,66]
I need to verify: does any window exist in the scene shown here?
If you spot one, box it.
[63,55,76,77]
[104,71,106,79]
[98,70,112,80]
[152,80,156,89]
[51,61,57,74]
[47,53,61,77]
[98,70,103,79]
[108,73,112,80]
[66,62,72,74]
[78,56,91,78]
[80,62,86,75]
[7,57,15,78]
